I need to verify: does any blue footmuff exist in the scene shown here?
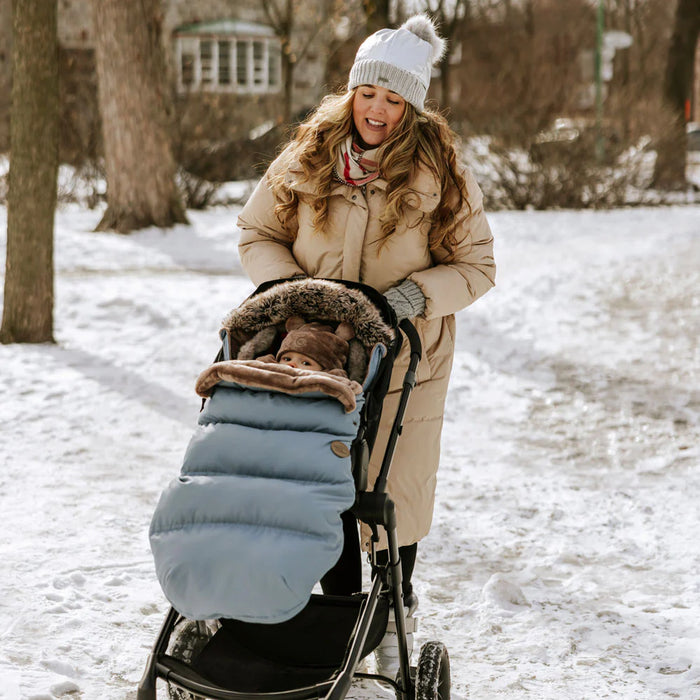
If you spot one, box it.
[149,383,363,623]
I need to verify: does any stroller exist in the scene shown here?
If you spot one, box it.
[137,278,451,700]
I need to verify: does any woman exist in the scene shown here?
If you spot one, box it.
[237,13,495,669]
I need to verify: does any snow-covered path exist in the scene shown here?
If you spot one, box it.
[0,204,698,700]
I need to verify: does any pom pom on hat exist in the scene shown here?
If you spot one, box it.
[348,13,446,111]
[401,14,446,65]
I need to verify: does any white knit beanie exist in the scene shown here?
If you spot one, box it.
[348,14,446,112]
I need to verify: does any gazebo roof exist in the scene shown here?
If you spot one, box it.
[174,20,275,38]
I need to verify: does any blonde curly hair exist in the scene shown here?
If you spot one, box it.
[268,88,471,254]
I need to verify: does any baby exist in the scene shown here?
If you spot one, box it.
[277,350,324,371]
[261,316,355,377]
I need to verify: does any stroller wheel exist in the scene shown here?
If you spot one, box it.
[415,641,450,700]
[166,619,215,700]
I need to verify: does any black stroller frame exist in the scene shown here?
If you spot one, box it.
[137,280,450,700]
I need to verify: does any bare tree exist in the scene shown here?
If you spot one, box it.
[323,1,370,93]
[601,0,676,151]
[262,0,344,122]
[1,0,58,344]
[93,0,187,233]
[654,0,700,188]
[363,0,392,33]
[415,0,469,113]
[453,0,592,138]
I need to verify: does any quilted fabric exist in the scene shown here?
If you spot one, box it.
[149,384,361,623]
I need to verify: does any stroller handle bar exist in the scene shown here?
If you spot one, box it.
[398,318,422,376]
[372,318,421,495]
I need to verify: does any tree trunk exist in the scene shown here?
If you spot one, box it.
[432,0,469,116]
[283,53,295,123]
[654,0,700,189]
[93,0,187,233]
[0,0,58,344]
[280,0,294,124]
[440,56,451,113]
[364,0,391,33]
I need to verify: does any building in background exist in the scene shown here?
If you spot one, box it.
[0,0,334,174]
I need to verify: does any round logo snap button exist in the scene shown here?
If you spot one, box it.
[331,441,351,458]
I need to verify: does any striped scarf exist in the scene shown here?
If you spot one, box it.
[334,136,380,187]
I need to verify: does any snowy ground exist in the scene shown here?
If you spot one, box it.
[0,201,698,700]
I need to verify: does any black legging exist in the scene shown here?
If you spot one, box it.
[320,510,417,598]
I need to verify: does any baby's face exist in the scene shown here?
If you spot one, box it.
[278,351,323,371]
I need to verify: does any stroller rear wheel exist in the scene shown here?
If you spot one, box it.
[415,641,450,700]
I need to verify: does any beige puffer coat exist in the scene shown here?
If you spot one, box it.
[237,153,496,549]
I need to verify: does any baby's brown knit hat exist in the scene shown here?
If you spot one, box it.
[277,316,355,371]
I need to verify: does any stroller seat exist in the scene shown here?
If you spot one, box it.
[190,594,390,693]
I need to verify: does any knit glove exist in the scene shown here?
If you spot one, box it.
[383,279,426,321]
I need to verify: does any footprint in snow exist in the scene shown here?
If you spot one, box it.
[42,659,77,677]
[480,573,530,612]
[50,680,81,697]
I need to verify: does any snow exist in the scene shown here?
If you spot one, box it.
[1,200,699,700]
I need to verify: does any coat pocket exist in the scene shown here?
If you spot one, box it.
[405,189,440,213]
[398,189,440,240]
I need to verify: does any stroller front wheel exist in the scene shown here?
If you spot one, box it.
[414,641,450,700]
[166,619,215,700]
